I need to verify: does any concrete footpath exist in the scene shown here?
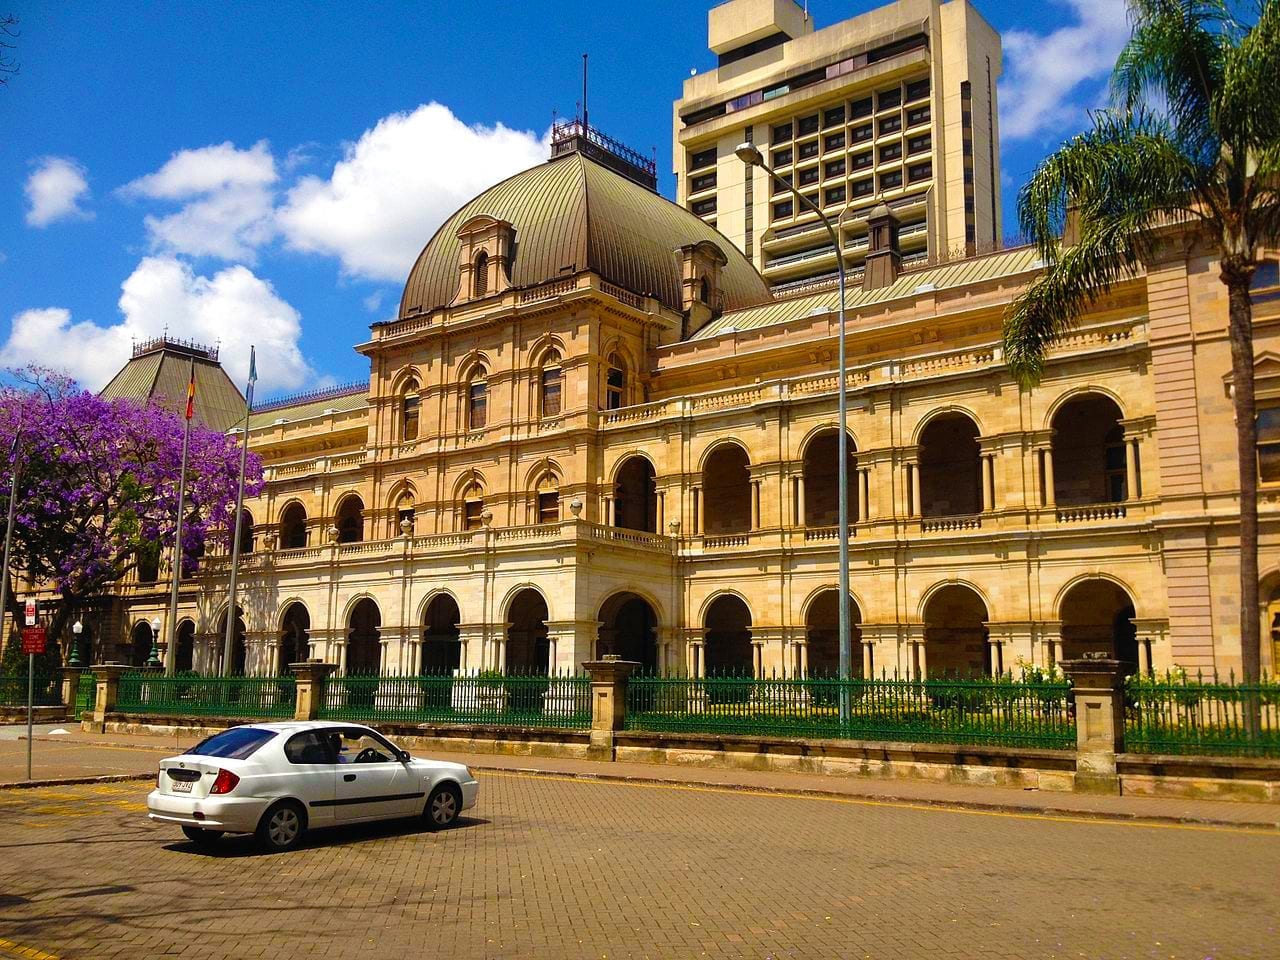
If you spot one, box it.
[3,723,1278,829]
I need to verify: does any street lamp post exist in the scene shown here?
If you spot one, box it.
[69,619,83,668]
[146,616,163,669]
[735,143,853,719]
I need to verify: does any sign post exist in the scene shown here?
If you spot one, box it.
[24,599,36,780]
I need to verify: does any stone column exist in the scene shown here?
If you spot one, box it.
[1059,657,1126,794]
[860,468,872,522]
[1131,618,1169,675]
[1042,448,1057,508]
[87,663,131,732]
[290,660,338,721]
[795,476,807,527]
[750,481,761,530]
[687,639,705,678]
[457,623,488,673]
[61,666,85,719]
[907,462,921,517]
[692,486,703,535]
[582,657,640,761]
[861,640,874,678]
[1125,439,1139,500]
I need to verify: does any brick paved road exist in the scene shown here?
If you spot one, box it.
[0,773,1277,959]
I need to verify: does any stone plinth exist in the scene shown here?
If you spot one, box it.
[1059,656,1127,795]
[290,660,338,720]
[582,657,640,761]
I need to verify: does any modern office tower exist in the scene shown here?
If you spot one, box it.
[674,0,1003,292]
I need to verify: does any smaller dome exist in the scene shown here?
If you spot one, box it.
[398,152,770,319]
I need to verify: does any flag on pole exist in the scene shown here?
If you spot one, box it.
[248,347,258,388]
[184,364,196,420]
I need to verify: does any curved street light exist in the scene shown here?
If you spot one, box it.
[735,143,853,719]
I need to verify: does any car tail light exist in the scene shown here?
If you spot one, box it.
[210,769,240,795]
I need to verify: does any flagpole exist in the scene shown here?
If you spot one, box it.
[223,346,256,677]
[164,357,195,676]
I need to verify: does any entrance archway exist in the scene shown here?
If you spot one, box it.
[346,598,381,675]
[216,606,247,676]
[129,621,153,667]
[1051,394,1128,504]
[598,593,658,672]
[506,589,549,673]
[174,619,195,673]
[802,430,857,527]
[1059,579,1137,671]
[805,590,862,677]
[704,595,753,676]
[923,585,988,677]
[422,594,462,675]
[919,414,982,517]
[278,603,310,672]
[703,444,752,534]
[615,456,657,532]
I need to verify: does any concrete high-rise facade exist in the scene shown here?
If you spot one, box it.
[674,0,1003,292]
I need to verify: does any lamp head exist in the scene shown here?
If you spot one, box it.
[734,142,764,167]
[72,619,83,636]
[150,617,162,634]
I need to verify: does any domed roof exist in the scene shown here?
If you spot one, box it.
[398,152,770,319]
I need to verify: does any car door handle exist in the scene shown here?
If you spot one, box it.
[343,774,356,782]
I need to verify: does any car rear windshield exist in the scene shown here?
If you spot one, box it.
[188,727,277,759]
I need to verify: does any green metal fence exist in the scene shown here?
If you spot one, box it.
[74,672,95,717]
[318,672,592,729]
[115,673,296,718]
[1125,673,1280,757]
[624,673,1077,749]
[0,675,62,707]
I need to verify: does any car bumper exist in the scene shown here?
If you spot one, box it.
[146,790,270,833]
[461,779,480,810]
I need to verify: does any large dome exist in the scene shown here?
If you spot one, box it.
[398,152,770,319]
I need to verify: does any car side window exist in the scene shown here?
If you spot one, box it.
[284,731,335,765]
[336,731,393,764]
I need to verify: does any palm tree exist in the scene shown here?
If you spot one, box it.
[1004,0,1279,683]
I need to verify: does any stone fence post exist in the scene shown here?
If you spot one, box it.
[87,663,131,732]
[1059,656,1126,794]
[582,656,640,761]
[290,660,338,721]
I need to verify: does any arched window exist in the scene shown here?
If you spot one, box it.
[280,502,307,549]
[699,276,710,304]
[606,353,625,410]
[396,491,415,536]
[473,251,489,298]
[136,541,160,584]
[401,381,420,442]
[536,473,559,524]
[468,371,488,430]
[541,353,563,417]
[237,509,255,554]
[462,482,485,531]
[335,495,364,544]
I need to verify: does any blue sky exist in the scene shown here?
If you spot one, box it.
[1,0,1130,400]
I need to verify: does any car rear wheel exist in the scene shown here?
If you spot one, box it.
[181,825,223,847]
[256,800,306,853]
[424,783,462,830]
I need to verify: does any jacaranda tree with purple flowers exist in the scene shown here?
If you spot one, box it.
[0,368,262,677]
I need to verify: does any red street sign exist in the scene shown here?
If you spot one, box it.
[24,600,36,627]
[21,627,45,655]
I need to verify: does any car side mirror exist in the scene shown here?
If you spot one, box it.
[397,749,411,763]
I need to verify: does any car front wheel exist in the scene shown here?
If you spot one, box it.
[256,800,306,852]
[424,783,462,830]
[181,825,223,847]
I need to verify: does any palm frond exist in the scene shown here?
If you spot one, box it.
[1006,113,1199,387]
[1218,0,1280,155]
[1111,0,1230,166]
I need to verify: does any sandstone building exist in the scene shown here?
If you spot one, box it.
[77,2,1280,683]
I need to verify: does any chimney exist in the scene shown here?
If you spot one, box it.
[862,204,901,292]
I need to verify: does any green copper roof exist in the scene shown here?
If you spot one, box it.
[100,345,246,432]
[398,152,771,318]
[693,245,1044,340]
[247,386,367,430]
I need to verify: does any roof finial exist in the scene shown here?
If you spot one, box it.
[582,52,589,129]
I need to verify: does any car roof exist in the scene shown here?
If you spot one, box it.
[231,721,373,733]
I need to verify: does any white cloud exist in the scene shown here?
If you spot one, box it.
[999,0,1131,141]
[277,102,548,281]
[121,141,277,261]
[1,257,313,394]
[24,156,93,227]
[362,290,386,314]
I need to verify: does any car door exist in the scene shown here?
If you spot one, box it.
[281,730,338,825]
[332,728,421,822]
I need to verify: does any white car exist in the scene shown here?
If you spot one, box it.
[146,721,480,852]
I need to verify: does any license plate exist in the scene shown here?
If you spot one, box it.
[170,779,193,793]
